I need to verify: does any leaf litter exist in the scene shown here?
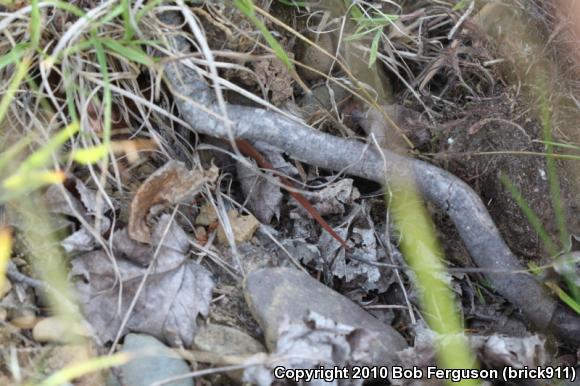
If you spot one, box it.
[59,162,219,347]
[237,141,297,224]
[243,311,375,386]
[398,323,548,370]
[71,214,214,347]
[43,178,113,253]
[292,198,392,292]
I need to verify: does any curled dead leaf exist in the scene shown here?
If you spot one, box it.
[129,161,218,244]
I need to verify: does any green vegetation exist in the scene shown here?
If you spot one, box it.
[390,181,480,386]
[501,96,580,312]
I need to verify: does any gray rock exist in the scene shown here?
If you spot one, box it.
[243,267,408,366]
[113,334,193,386]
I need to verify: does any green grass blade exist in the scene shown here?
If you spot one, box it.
[61,39,95,59]
[453,0,470,11]
[0,56,31,126]
[46,0,85,17]
[278,0,306,7]
[390,181,479,385]
[135,0,163,22]
[72,144,108,164]
[25,122,79,169]
[547,282,580,314]
[102,39,154,67]
[234,0,293,70]
[500,173,559,256]
[30,0,41,49]
[121,0,135,41]
[63,68,79,122]
[369,30,381,67]
[535,140,580,151]
[11,122,79,177]
[348,1,364,20]
[91,34,112,145]
[0,228,12,297]
[539,97,570,253]
[36,352,131,386]
[98,4,124,25]
[0,43,29,71]
[345,26,382,41]
[2,170,65,194]
[0,136,31,173]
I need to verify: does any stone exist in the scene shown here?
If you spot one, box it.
[10,311,36,330]
[0,279,12,299]
[32,317,86,343]
[113,333,193,386]
[194,226,207,242]
[243,267,407,366]
[194,324,265,356]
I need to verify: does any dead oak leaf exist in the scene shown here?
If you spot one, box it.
[129,161,218,244]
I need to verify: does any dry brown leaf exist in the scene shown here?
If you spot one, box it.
[194,202,219,226]
[302,178,360,216]
[129,161,218,244]
[237,164,283,224]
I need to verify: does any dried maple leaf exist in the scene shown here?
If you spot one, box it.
[71,215,214,347]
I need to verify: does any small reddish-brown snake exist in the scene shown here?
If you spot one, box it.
[234,139,349,250]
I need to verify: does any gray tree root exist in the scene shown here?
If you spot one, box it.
[160,19,580,346]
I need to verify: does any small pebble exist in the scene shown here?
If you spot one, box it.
[10,311,37,330]
[32,317,86,343]
[0,279,12,299]
[195,226,207,242]
[194,324,265,356]
[111,334,193,386]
